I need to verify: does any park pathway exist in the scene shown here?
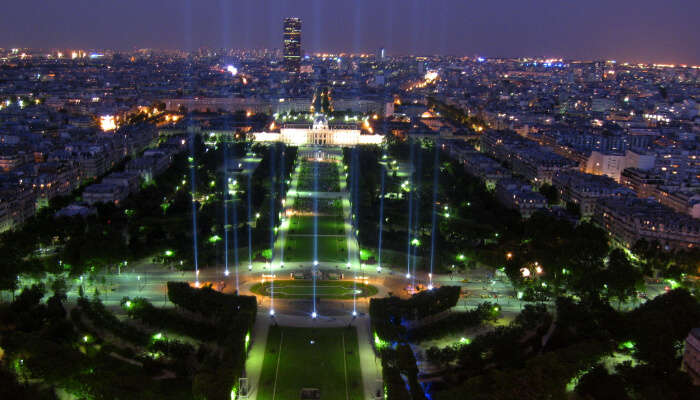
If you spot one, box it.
[244,315,271,399]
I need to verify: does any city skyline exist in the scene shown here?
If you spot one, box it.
[0,0,699,65]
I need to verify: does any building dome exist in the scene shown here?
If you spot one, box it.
[312,114,329,130]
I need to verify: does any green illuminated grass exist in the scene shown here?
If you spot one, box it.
[288,215,346,235]
[257,326,364,400]
[284,236,347,263]
[250,280,378,299]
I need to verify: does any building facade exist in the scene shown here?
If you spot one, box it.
[593,197,700,249]
[682,328,700,385]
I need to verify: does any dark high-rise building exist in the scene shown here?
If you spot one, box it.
[283,17,302,73]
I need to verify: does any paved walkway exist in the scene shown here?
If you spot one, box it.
[356,316,383,400]
[244,315,270,399]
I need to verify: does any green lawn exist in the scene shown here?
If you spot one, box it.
[250,280,378,299]
[257,326,364,400]
[288,215,346,235]
[284,236,348,263]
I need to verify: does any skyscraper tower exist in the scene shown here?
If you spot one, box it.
[283,17,302,73]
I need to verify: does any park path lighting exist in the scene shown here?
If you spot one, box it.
[311,312,317,319]
[269,309,275,316]
[248,264,253,271]
[506,252,513,260]
[520,268,531,278]
[535,266,543,275]
[405,273,411,279]
[313,260,319,266]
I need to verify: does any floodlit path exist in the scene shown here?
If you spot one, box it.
[339,159,362,270]
[271,153,301,265]
[245,315,271,399]
[356,316,383,400]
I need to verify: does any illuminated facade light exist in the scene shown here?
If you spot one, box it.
[100,115,117,131]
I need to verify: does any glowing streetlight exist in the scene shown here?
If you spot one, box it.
[405,273,411,279]
[352,310,357,317]
[224,270,230,276]
[269,309,275,316]
[313,260,319,266]
[311,312,317,319]
[248,264,253,271]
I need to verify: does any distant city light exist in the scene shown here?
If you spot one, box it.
[226,65,238,76]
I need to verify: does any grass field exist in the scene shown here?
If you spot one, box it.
[257,326,364,400]
[288,215,346,235]
[284,236,347,263]
[250,280,378,299]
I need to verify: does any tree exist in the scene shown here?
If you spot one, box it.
[605,249,644,308]
[575,365,630,400]
[538,183,559,205]
[628,289,700,371]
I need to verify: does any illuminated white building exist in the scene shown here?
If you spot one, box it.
[250,115,383,146]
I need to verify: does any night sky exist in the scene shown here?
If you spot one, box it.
[1,0,699,64]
